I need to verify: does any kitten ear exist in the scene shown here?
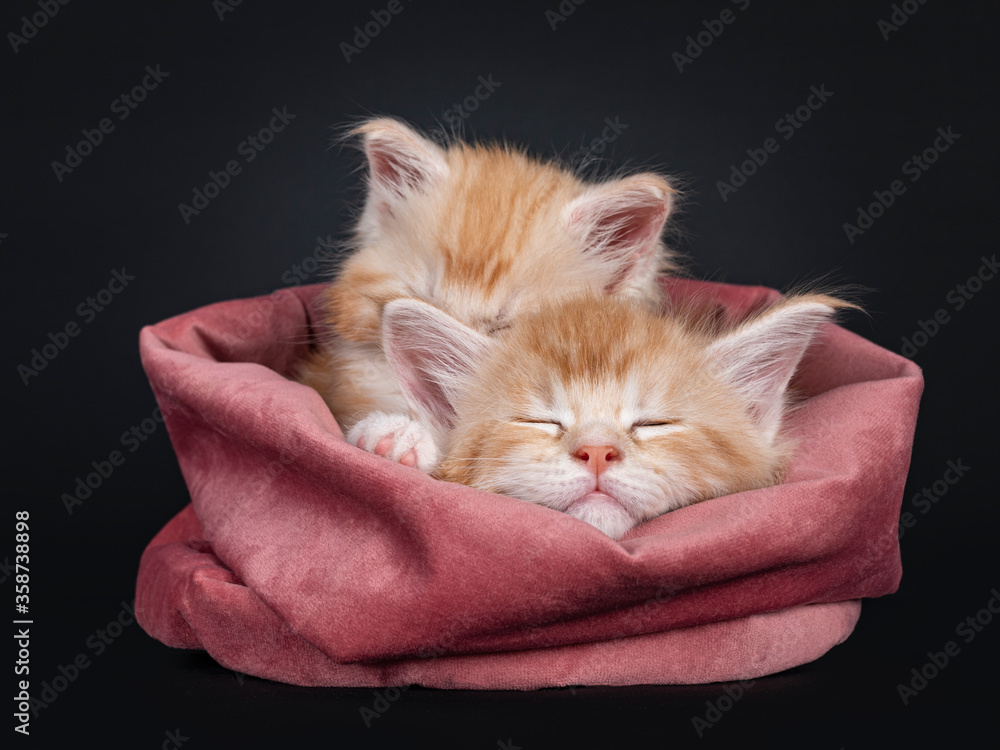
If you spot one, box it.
[354,118,449,201]
[705,295,847,443]
[565,174,674,291]
[382,299,492,434]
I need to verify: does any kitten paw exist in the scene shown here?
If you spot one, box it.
[346,412,440,473]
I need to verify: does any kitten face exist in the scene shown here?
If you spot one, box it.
[323,118,677,344]
[383,294,847,539]
[437,303,784,540]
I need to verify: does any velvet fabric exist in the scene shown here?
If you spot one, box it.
[134,280,922,688]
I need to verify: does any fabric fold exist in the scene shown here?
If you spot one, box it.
[134,279,922,687]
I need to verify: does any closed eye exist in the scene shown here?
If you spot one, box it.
[631,419,683,436]
[484,319,513,335]
[512,418,563,434]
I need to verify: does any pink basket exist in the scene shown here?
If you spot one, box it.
[135,279,922,688]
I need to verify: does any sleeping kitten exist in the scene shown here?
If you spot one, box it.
[378,292,851,539]
[296,117,678,470]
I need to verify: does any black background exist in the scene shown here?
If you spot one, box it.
[4,0,998,747]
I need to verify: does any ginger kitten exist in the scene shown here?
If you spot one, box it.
[297,118,678,469]
[379,292,851,540]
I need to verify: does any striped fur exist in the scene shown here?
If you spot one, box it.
[296,117,678,431]
[383,293,850,539]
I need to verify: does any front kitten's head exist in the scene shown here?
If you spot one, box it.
[382,293,849,539]
[323,118,678,342]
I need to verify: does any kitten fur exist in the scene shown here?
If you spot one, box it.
[296,118,679,461]
[381,292,852,540]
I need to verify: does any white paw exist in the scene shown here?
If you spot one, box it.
[346,412,440,473]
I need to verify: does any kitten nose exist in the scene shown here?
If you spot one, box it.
[573,445,621,476]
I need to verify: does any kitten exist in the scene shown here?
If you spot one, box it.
[379,292,851,540]
[296,117,679,470]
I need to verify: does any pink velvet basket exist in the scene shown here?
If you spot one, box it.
[134,279,923,689]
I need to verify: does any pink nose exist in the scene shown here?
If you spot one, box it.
[573,445,621,476]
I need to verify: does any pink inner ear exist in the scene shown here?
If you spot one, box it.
[594,202,666,252]
[398,363,456,431]
[574,199,667,289]
[742,351,799,427]
[706,300,837,441]
[383,299,492,436]
[570,188,669,291]
[369,143,427,194]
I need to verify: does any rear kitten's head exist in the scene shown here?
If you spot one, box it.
[324,117,678,342]
[382,293,850,539]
